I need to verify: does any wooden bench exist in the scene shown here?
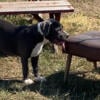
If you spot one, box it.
[0,0,74,14]
[64,31,100,83]
[0,0,74,21]
[0,0,74,53]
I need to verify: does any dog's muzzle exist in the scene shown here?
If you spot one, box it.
[55,31,69,52]
[58,31,69,41]
[53,31,69,44]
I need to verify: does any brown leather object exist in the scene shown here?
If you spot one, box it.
[64,31,100,61]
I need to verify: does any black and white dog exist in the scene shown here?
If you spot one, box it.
[0,19,68,84]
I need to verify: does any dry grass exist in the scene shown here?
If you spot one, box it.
[0,0,100,100]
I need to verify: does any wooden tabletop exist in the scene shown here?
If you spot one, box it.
[0,0,74,15]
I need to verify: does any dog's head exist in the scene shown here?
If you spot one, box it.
[37,19,69,45]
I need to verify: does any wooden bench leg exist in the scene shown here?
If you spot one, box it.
[32,14,44,22]
[93,61,97,70]
[64,54,72,83]
[49,13,61,21]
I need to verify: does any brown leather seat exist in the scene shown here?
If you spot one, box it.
[64,31,100,82]
[65,31,100,61]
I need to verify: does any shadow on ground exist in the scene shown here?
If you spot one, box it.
[0,70,100,100]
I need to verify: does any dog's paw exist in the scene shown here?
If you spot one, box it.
[24,79,33,85]
[34,76,46,82]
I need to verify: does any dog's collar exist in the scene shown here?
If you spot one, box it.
[37,21,51,36]
[37,22,44,36]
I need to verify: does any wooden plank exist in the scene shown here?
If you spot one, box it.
[0,1,71,6]
[0,0,74,15]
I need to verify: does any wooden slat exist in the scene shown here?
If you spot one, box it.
[0,0,74,15]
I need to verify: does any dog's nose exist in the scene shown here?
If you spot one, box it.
[59,35,68,41]
[63,31,69,39]
[64,35,69,41]
[65,35,69,39]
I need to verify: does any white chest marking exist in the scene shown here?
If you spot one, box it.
[31,41,44,57]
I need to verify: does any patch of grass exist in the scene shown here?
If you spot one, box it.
[0,51,100,100]
[0,0,100,100]
[61,13,100,34]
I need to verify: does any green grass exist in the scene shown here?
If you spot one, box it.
[0,0,100,100]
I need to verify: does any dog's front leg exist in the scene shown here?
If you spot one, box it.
[21,57,33,85]
[31,56,39,77]
[31,56,46,82]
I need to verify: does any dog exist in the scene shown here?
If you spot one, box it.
[0,19,69,84]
